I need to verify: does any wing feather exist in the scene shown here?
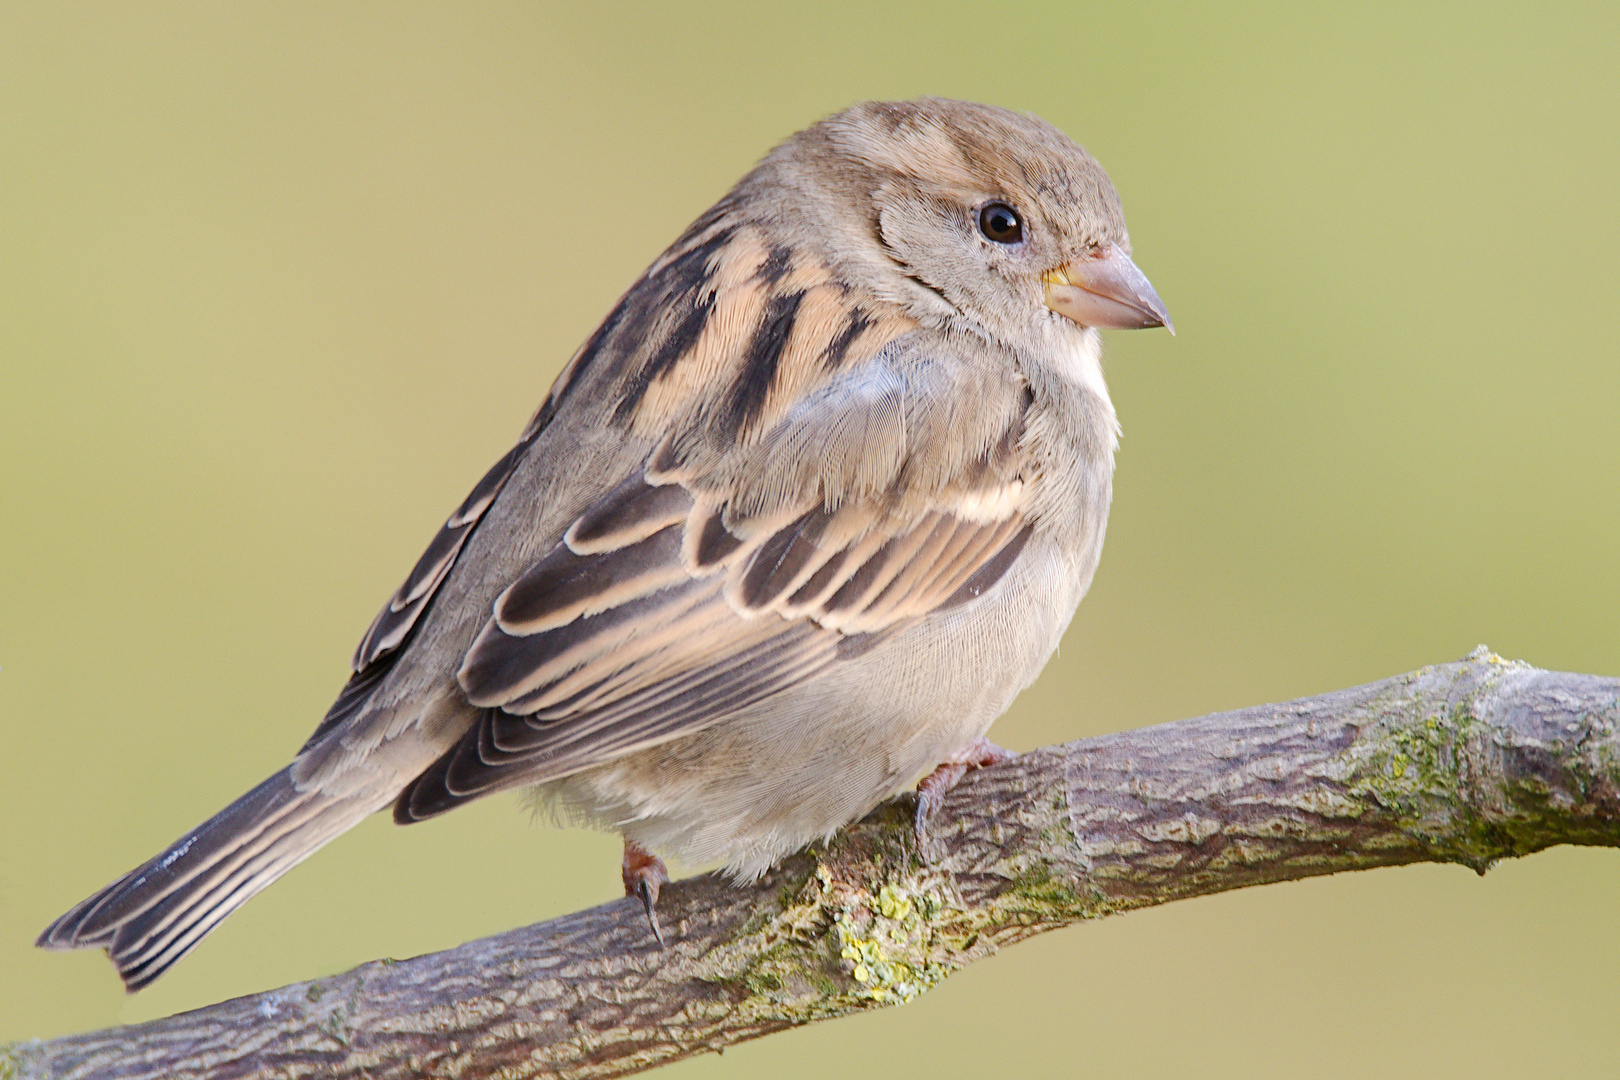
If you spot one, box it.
[493,522,690,636]
[397,338,1038,821]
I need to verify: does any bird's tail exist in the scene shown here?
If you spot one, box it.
[37,767,384,991]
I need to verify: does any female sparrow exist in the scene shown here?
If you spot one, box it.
[40,97,1170,988]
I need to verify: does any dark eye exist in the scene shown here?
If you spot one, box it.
[978,202,1023,244]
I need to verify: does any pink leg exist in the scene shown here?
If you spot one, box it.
[915,737,1016,838]
[622,838,670,947]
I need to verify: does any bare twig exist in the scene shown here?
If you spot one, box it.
[9,647,1619,1080]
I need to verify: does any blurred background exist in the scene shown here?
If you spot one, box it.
[3,3,1617,1075]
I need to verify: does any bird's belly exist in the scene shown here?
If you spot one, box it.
[535,533,1088,879]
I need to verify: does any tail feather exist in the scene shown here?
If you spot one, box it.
[38,767,383,991]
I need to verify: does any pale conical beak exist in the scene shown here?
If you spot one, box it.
[1043,242,1174,335]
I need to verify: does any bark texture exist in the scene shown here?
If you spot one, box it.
[10,648,1620,1080]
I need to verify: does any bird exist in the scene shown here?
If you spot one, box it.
[38,97,1171,990]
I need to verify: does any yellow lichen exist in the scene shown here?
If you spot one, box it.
[829,881,951,1005]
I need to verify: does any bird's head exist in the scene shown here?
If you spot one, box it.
[751,97,1172,356]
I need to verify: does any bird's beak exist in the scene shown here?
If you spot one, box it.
[1043,242,1174,335]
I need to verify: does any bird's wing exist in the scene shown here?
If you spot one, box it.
[299,209,904,755]
[396,334,1036,819]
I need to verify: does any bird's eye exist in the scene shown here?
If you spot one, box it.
[978,202,1023,244]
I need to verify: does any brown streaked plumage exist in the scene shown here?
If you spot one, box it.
[38,97,1171,990]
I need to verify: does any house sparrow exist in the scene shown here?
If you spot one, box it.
[39,97,1170,989]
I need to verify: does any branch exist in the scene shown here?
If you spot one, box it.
[11,648,1620,1080]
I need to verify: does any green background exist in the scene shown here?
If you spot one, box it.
[4,3,1618,1075]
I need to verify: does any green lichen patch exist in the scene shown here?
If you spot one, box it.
[832,884,947,1006]
[1348,696,1481,823]
[695,847,966,1024]
[821,852,965,1005]
[1341,657,1620,870]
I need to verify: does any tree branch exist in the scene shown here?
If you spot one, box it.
[11,648,1620,1080]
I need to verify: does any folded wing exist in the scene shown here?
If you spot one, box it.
[398,339,1035,820]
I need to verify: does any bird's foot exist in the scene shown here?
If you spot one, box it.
[915,737,1017,843]
[621,839,670,948]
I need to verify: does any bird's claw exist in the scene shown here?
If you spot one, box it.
[914,738,1016,846]
[636,877,666,947]
[622,839,669,949]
